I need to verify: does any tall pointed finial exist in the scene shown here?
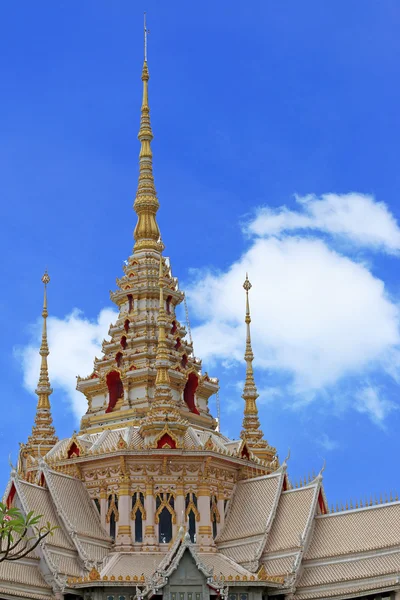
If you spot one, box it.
[133,14,162,253]
[144,12,149,62]
[26,271,58,460]
[36,270,51,403]
[240,275,268,448]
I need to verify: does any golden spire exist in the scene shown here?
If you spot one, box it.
[133,14,162,252]
[240,274,267,447]
[145,256,181,423]
[26,271,58,456]
[155,257,171,394]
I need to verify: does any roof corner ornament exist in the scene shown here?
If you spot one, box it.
[317,459,326,479]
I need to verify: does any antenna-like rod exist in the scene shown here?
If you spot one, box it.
[144,12,149,62]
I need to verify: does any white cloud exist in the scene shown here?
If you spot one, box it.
[248,193,400,254]
[316,433,339,452]
[17,192,400,426]
[19,308,118,421]
[186,194,400,423]
[355,385,398,425]
[188,236,400,392]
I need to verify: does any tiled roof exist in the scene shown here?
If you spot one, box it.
[0,558,50,588]
[305,502,400,559]
[0,586,52,600]
[218,473,281,543]
[299,551,400,587]
[296,578,399,600]
[45,470,110,541]
[47,550,83,577]
[18,480,74,550]
[217,542,262,566]
[101,552,164,578]
[263,554,296,576]
[264,486,316,553]
[79,541,110,563]
[200,553,255,578]
[45,437,70,459]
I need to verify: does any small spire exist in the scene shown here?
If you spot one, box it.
[150,257,177,415]
[26,271,58,458]
[240,274,267,447]
[133,14,162,253]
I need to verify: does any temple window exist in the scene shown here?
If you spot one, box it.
[107,494,119,540]
[171,320,177,334]
[181,354,188,368]
[183,373,200,414]
[124,319,130,333]
[156,432,177,449]
[93,498,100,514]
[210,495,220,539]
[127,294,133,312]
[185,492,199,543]
[115,352,123,367]
[156,492,175,544]
[166,295,172,314]
[106,371,124,413]
[174,337,181,350]
[67,442,80,458]
[6,484,16,509]
[120,336,127,349]
[131,492,146,543]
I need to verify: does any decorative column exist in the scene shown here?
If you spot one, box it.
[116,477,133,549]
[175,478,185,535]
[217,485,225,532]
[144,477,157,548]
[197,478,213,549]
[99,484,108,531]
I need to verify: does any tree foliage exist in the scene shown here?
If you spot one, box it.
[0,502,56,562]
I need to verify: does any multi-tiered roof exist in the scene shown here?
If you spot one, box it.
[1,21,400,600]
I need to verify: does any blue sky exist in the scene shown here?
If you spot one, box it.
[1,1,400,507]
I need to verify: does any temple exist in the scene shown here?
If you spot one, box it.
[1,20,400,600]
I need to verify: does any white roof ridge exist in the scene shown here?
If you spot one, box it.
[316,500,400,519]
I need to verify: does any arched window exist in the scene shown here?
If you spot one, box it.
[183,373,199,414]
[156,493,175,544]
[131,492,145,543]
[124,319,130,333]
[106,371,124,413]
[127,294,133,312]
[170,320,177,334]
[93,498,101,514]
[166,295,172,314]
[67,442,80,458]
[107,494,119,540]
[210,495,220,539]
[185,493,199,543]
[174,338,181,350]
[120,336,127,349]
[110,512,116,540]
